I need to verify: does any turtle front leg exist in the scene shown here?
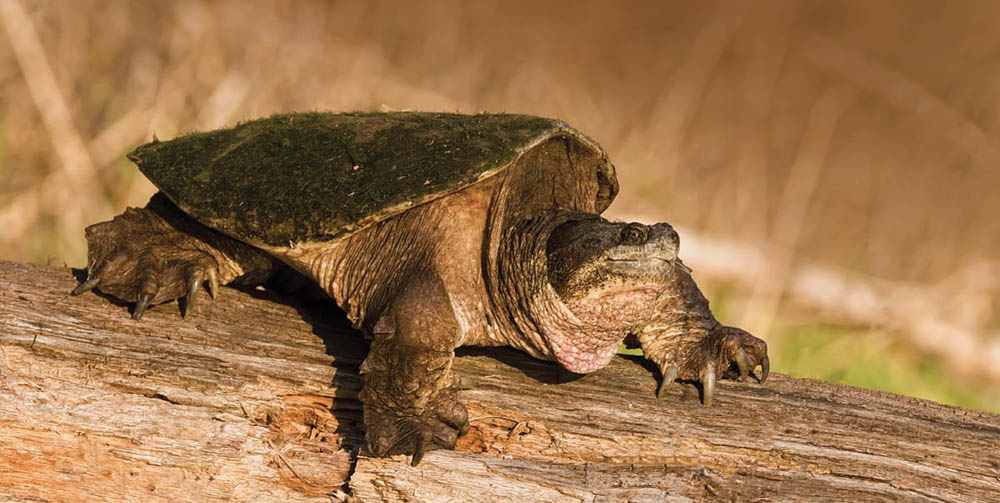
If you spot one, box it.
[359,274,469,466]
[637,271,769,406]
[642,325,768,405]
[360,343,468,465]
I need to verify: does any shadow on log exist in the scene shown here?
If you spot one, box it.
[1,260,998,502]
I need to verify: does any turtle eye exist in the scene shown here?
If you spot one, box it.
[621,225,647,245]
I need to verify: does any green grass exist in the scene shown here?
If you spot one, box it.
[618,345,644,357]
[710,284,1000,412]
[767,322,1000,413]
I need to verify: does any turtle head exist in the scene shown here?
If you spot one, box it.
[538,214,688,373]
[546,216,685,310]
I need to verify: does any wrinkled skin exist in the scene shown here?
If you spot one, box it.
[544,214,768,402]
[76,192,768,466]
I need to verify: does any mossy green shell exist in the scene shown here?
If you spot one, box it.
[128,111,613,246]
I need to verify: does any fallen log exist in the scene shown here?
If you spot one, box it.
[0,260,997,502]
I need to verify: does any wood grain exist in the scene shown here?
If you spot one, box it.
[1,260,997,502]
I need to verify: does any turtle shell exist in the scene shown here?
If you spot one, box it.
[127,111,617,247]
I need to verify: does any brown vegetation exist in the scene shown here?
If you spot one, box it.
[0,1,997,401]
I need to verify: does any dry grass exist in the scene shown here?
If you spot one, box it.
[1,0,998,406]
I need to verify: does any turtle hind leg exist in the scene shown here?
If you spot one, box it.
[74,192,279,319]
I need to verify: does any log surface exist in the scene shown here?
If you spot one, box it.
[0,260,998,502]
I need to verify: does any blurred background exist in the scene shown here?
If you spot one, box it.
[1,0,998,411]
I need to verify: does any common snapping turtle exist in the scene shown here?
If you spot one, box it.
[74,112,768,465]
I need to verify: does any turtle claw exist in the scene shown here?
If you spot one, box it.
[183,284,198,318]
[411,438,426,467]
[72,276,100,296]
[701,364,716,407]
[133,294,151,320]
[181,264,221,319]
[760,355,770,384]
[657,365,678,399]
[736,347,750,382]
[207,268,219,300]
[183,270,204,318]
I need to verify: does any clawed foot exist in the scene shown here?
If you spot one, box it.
[363,388,469,466]
[72,207,220,320]
[657,327,769,406]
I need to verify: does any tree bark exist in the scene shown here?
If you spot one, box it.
[1,260,998,502]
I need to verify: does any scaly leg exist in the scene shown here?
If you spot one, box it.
[359,273,469,466]
[73,193,279,319]
[638,270,768,405]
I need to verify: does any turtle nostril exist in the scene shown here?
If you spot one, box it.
[650,223,680,248]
